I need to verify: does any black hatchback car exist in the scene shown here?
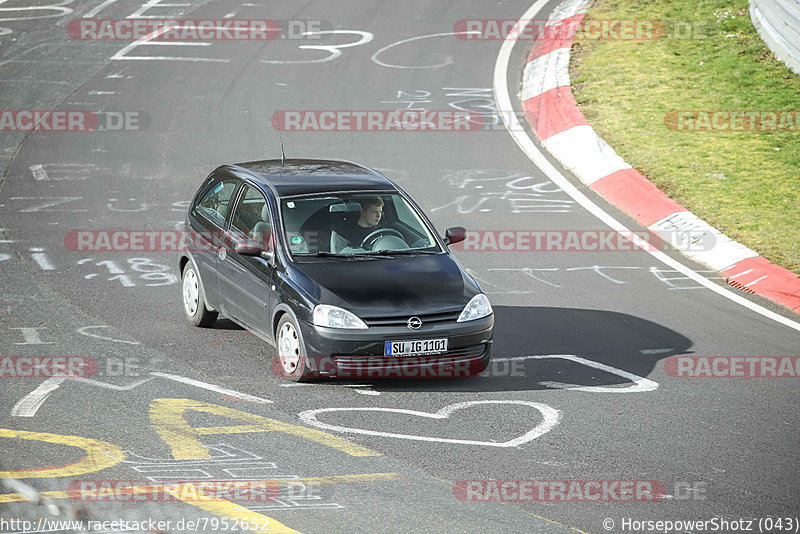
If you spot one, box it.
[179,159,494,381]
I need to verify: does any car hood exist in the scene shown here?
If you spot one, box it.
[291,253,478,317]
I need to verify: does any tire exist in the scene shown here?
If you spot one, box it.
[182,261,218,327]
[275,314,313,382]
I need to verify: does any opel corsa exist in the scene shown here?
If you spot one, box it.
[179,159,494,381]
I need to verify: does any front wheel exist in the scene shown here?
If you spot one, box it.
[182,262,218,327]
[276,314,313,382]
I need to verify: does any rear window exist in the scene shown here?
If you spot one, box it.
[196,180,237,227]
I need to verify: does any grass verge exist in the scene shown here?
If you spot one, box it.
[570,0,800,273]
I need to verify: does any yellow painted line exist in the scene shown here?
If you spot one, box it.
[149,399,379,459]
[526,512,589,534]
[170,485,300,534]
[0,429,124,479]
[0,490,70,503]
[0,472,402,503]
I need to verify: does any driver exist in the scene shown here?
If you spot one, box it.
[338,196,384,248]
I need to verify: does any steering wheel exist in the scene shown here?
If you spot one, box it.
[360,228,405,249]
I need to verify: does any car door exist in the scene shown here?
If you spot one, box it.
[217,183,278,337]
[188,175,240,310]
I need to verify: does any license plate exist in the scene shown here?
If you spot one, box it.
[384,338,448,357]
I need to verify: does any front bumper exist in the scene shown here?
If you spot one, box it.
[297,313,494,378]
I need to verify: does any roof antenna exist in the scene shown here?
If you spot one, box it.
[276,108,286,167]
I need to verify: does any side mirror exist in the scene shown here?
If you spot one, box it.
[235,240,276,264]
[444,227,466,245]
[235,240,264,256]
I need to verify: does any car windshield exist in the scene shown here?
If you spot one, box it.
[281,192,440,257]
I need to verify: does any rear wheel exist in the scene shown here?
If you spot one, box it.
[276,314,313,381]
[182,262,218,327]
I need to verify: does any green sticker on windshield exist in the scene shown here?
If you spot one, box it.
[291,236,304,245]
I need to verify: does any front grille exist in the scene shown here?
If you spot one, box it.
[332,343,487,370]
[363,310,461,327]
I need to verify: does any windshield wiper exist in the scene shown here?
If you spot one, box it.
[364,249,440,256]
[298,251,388,260]
[295,249,438,259]
[311,251,353,257]
[358,250,394,258]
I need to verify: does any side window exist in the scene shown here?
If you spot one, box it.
[230,185,272,246]
[394,196,426,236]
[197,179,237,227]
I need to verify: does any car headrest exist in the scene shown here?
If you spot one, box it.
[262,204,269,221]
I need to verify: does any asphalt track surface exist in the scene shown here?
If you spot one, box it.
[1,1,799,533]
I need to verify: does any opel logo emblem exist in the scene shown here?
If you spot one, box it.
[407,316,422,330]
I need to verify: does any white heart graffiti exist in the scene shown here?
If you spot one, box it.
[298,400,560,447]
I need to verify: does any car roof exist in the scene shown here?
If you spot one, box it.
[226,158,398,198]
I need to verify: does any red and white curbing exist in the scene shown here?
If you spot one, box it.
[520,1,800,313]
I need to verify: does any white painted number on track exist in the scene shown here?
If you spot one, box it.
[371,32,481,69]
[77,257,177,287]
[261,30,373,64]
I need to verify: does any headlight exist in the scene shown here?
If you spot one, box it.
[457,294,493,322]
[313,305,368,329]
